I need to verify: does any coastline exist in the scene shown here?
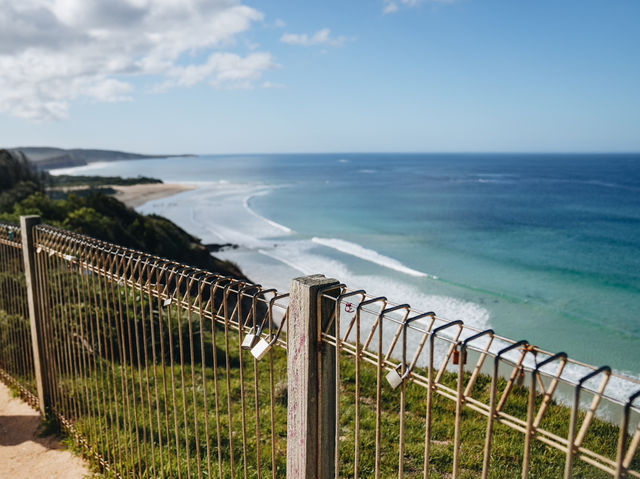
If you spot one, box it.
[49,162,640,399]
[112,183,197,208]
[128,182,640,407]
[39,156,640,404]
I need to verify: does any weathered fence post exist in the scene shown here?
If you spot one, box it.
[20,215,48,416]
[287,274,341,479]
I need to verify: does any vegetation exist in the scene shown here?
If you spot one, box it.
[3,279,631,478]
[49,174,162,188]
[54,319,630,478]
[0,150,47,212]
[2,255,630,477]
[0,149,246,279]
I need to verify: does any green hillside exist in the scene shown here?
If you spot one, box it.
[0,149,246,280]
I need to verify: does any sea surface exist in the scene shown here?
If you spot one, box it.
[53,153,640,378]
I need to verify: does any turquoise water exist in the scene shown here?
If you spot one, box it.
[54,153,640,375]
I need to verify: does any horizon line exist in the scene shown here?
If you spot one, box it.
[7,146,640,157]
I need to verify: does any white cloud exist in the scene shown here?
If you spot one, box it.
[273,18,286,28]
[383,2,399,14]
[382,0,456,14]
[0,0,273,120]
[262,81,284,89]
[280,28,347,47]
[86,78,134,102]
[162,52,278,90]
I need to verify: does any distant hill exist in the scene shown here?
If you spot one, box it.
[9,147,194,170]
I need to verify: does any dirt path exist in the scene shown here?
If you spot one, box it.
[0,382,90,478]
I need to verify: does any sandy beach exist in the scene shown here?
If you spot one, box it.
[112,183,196,208]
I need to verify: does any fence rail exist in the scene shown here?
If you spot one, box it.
[0,218,639,478]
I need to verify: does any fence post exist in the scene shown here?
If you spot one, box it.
[20,215,48,416]
[287,274,341,479]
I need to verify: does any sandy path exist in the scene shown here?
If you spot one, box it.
[0,382,90,478]
[112,183,196,208]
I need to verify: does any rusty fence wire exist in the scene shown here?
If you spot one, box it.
[29,224,290,479]
[1,219,640,479]
[319,289,640,479]
[0,222,37,406]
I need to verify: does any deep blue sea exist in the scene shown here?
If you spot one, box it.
[54,153,640,376]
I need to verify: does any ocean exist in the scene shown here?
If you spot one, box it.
[53,153,640,378]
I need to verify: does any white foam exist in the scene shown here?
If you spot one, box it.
[312,237,434,279]
[252,240,490,331]
[258,249,308,275]
[134,179,491,339]
[243,190,293,234]
[136,182,293,247]
[49,162,113,175]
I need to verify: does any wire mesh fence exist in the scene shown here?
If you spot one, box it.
[0,222,37,406]
[31,224,290,479]
[0,219,639,478]
[318,290,640,478]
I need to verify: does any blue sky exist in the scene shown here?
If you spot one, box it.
[1,0,639,154]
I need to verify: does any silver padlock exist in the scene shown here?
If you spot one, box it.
[241,326,260,350]
[386,366,403,390]
[251,337,272,360]
[36,246,43,254]
[163,297,172,307]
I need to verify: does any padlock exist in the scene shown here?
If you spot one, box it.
[36,246,43,254]
[163,297,172,307]
[251,337,272,360]
[241,326,260,350]
[386,365,403,390]
[453,349,467,365]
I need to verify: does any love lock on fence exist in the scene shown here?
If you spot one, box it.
[386,365,404,389]
[242,325,262,350]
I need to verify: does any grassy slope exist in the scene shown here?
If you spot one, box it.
[56,320,629,479]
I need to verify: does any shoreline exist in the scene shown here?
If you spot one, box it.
[43,158,640,397]
[112,183,197,208]
[50,171,640,399]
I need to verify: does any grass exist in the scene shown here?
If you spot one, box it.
[1,272,637,478]
[38,320,637,479]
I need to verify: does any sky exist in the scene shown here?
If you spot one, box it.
[0,0,639,154]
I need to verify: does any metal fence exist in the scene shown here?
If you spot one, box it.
[0,223,37,406]
[317,290,640,478]
[0,218,639,478]
[31,223,290,478]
